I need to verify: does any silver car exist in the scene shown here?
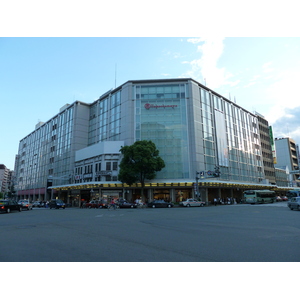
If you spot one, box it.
[18,200,33,210]
[179,198,205,207]
[287,197,300,211]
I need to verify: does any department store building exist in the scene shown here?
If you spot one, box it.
[15,78,285,205]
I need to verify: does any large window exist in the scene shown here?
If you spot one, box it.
[135,84,189,179]
[98,90,121,142]
[200,88,216,171]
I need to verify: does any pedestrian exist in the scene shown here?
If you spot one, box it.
[214,198,217,206]
[111,199,116,210]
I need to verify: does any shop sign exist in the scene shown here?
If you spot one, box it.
[96,171,112,176]
[83,173,93,179]
[144,103,178,110]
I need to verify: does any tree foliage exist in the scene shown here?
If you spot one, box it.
[118,140,165,190]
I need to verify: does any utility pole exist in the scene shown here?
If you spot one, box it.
[196,171,204,200]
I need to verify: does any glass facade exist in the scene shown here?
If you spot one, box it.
[200,88,216,171]
[198,86,263,183]
[16,106,74,193]
[94,90,121,143]
[135,84,189,179]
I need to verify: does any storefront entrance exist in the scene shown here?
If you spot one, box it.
[153,189,170,201]
[175,189,191,203]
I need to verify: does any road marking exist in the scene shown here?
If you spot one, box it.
[95,214,124,217]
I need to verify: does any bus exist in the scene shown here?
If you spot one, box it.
[243,190,276,204]
[286,189,300,200]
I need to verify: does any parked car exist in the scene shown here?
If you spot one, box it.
[179,198,205,207]
[32,201,44,208]
[0,200,22,213]
[84,200,100,209]
[49,199,66,209]
[287,197,300,211]
[98,200,108,208]
[147,200,173,208]
[118,200,137,208]
[18,200,33,210]
[83,200,108,209]
[281,196,288,201]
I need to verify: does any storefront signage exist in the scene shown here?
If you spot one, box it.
[96,171,112,176]
[144,103,178,110]
[83,173,93,179]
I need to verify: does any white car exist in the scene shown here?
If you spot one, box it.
[18,200,33,210]
[179,198,205,207]
[287,197,300,211]
[32,201,44,208]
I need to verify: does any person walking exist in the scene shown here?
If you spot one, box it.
[214,198,217,206]
[111,199,116,210]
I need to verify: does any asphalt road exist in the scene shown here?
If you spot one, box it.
[1,202,299,262]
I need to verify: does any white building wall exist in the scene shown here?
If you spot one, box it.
[275,138,291,170]
[75,141,124,161]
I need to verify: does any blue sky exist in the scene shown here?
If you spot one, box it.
[1,37,300,170]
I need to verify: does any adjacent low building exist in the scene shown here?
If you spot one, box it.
[275,137,300,187]
[14,78,289,205]
[0,164,13,197]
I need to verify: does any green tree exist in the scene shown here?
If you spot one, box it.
[118,140,165,201]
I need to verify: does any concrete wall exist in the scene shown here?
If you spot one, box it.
[75,141,124,162]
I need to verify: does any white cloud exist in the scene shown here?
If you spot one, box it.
[262,61,274,73]
[270,106,300,145]
[163,49,183,60]
[243,81,256,88]
[250,74,261,81]
[182,37,237,89]
[182,38,300,147]
[265,69,300,122]
[187,38,203,44]
[230,80,241,87]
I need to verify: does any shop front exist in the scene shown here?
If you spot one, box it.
[49,180,284,207]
